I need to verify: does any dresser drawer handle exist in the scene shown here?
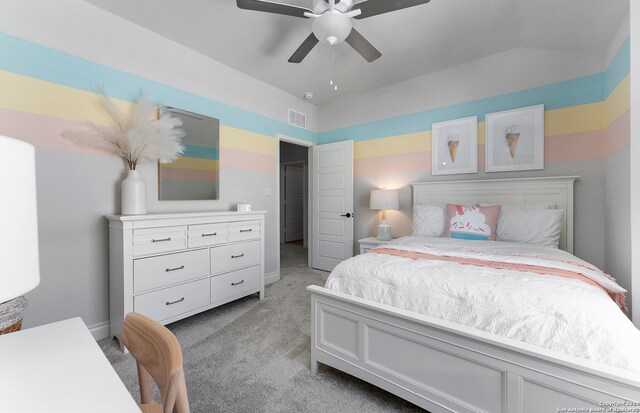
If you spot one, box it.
[231,254,245,259]
[152,237,172,243]
[239,229,252,233]
[165,265,185,272]
[165,297,185,306]
[231,280,245,286]
[201,233,217,237]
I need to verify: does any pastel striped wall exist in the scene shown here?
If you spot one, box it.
[0,29,310,333]
[0,31,314,188]
[317,38,630,179]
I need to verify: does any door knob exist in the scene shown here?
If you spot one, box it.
[340,213,352,218]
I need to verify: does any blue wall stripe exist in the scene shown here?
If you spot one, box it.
[0,30,629,147]
[317,35,630,144]
[318,73,606,143]
[182,145,219,160]
[605,36,630,96]
[0,32,316,143]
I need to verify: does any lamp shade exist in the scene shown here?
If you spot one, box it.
[370,189,399,210]
[0,136,40,303]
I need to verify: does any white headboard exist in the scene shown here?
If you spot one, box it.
[411,176,579,253]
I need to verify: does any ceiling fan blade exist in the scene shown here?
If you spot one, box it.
[236,0,313,18]
[345,28,382,62]
[288,33,319,63]
[352,0,430,19]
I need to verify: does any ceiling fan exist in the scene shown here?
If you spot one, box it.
[236,0,431,63]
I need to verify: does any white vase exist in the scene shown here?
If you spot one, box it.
[121,169,147,215]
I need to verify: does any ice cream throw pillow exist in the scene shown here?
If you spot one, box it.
[445,204,501,241]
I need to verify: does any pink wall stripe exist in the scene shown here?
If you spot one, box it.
[159,167,218,182]
[220,146,275,173]
[355,151,430,176]
[356,128,614,176]
[602,110,630,158]
[0,107,112,155]
[544,130,604,163]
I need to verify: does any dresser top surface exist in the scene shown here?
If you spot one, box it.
[106,210,267,222]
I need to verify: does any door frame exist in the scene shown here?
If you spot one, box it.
[274,133,314,284]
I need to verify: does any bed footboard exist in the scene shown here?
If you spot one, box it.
[308,285,640,413]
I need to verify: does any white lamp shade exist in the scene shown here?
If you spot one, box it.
[0,136,40,303]
[370,189,399,210]
[312,12,353,45]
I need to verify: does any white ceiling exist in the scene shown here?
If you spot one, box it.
[84,0,628,105]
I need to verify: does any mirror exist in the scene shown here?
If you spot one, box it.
[158,107,220,200]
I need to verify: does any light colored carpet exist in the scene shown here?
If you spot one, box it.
[99,243,425,412]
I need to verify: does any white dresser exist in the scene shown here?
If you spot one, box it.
[107,211,266,348]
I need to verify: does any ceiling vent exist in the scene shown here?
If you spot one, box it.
[288,109,306,129]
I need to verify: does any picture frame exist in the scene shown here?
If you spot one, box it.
[485,104,544,172]
[431,116,478,176]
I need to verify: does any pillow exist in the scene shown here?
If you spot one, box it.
[495,207,564,248]
[412,204,446,237]
[445,204,501,241]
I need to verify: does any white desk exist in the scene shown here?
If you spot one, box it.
[0,317,139,412]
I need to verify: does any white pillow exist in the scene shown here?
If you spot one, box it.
[412,204,446,237]
[495,206,564,248]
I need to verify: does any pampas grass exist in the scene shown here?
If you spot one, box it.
[63,93,185,170]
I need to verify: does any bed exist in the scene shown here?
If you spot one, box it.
[307,176,640,413]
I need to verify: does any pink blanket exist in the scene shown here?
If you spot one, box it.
[371,247,628,312]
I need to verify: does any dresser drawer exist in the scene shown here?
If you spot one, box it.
[211,241,260,275]
[133,249,209,293]
[188,223,229,248]
[229,221,261,243]
[210,265,260,305]
[133,226,186,257]
[134,278,210,322]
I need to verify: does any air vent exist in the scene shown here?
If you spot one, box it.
[288,109,306,129]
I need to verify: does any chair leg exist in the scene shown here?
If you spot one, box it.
[137,361,154,405]
[173,369,190,413]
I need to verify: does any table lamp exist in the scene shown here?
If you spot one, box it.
[370,188,399,241]
[0,136,40,332]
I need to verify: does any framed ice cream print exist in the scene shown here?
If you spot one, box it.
[431,116,478,176]
[485,104,544,172]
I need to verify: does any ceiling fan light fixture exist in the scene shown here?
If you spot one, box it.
[312,12,352,45]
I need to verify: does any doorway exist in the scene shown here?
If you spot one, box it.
[276,137,312,281]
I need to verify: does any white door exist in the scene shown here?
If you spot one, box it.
[312,141,354,271]
[284,164,304,242]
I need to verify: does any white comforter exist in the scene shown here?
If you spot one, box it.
[325,237,640,372]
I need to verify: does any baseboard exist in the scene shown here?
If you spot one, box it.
[88,320,110,340]
[265,270,280,285]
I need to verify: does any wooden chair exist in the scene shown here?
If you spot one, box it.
[121,312,190,413]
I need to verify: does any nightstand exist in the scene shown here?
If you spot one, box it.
[358,237,396,254]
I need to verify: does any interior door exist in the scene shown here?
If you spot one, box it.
[284,164,304,242]
[311,141,354,271]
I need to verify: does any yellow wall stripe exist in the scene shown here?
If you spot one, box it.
[355,101,609,159]
[0,70,132,125]
[354,131,430,159]
[604,74,630,128]
[220,125,276,155]
[544,102,603,136]
[0,70,277,156]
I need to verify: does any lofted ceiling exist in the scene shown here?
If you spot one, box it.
[84,0,628,105]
